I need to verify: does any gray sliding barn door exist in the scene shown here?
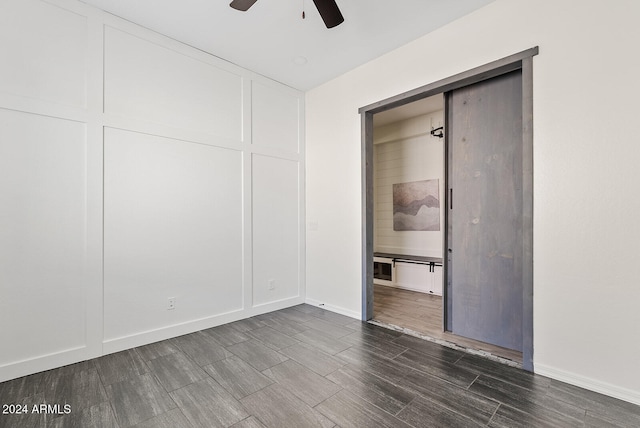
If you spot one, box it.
[447,70,523,351]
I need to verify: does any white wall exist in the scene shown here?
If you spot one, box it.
[0,0,304,381]
[306,0,640,404]
[374,112,444,257]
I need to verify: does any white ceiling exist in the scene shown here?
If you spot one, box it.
[80,0,495,91]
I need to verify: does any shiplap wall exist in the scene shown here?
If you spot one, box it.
[374,111,444,257]
[0,0,304,382]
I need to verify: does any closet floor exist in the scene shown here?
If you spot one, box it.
[373,284,523,363]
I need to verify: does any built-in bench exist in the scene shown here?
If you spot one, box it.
[374,252,443,295]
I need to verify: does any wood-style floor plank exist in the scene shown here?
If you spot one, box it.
[0,373,43,406]
[400,369,499,426]
[246,326,299,351]
[49,402,120,428]
[201,324,251,347]
[240,384,334,428]
[169,378,249,428]
[276,307,318,324]
[335,346,411,385]
[171,331,228,366]
[393,348,479,388]
[469,375,585,426]
[326,364,415,415]
[315,389,413,428]
[396,394,485,428]
[278,342,346,376]
[129,407,191,428]
[0,393,49,428]
[302,317,355,339]
[292,328,351,356]
[93,349,149,386]
[145,352,209,392]
[393,334,464,364]
[254,312,312,336]
[203,355,273,400]
[105,373,176,428]
[455,353,549,391]
[226,339,289,371]
[42,368,108,413]
[2,303,639,428]
[489,402,582,428]
[135,339,180,362]
[230,416,267,428]
[339,331,408,359]
[262,360,341,407]
[226,317,267,333]
[546,379,640,427]
[343,319,404,340]
[308,309,358,326]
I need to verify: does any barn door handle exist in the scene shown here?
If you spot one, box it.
[450,188,453,209]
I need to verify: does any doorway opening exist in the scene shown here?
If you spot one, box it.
[360,48,537,371]
[369,94,521,363]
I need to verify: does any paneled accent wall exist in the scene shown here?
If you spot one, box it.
[0,109,88,368]
[103,129,244,343]
[0,0,88,108]
[374,111,444,257]
[0,0,304,381]
[252,155,301,307]
[103,26,243,141]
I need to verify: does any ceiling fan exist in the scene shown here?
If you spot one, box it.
[230,0,344,29]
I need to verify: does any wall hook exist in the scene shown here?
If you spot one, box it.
[430,126,444,139]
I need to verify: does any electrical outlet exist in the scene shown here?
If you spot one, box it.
[167,297,176,310]
[268,279,275,290]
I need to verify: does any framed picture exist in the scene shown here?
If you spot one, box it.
[393,179,440,231]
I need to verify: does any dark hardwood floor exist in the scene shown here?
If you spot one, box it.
[1,304,639,427]
[374,284,523,363]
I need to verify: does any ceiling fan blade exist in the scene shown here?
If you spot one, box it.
[312,0,344,28]
[230,0,258,12]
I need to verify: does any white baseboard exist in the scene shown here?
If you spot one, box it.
[535,363,640,406]
[103,310,244,355]
[0,345,96,383]
[103,296,305,355]
[0,297,305,382]
[304,298,361,320]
